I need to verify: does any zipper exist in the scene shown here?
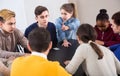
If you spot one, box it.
[101,32,104,40]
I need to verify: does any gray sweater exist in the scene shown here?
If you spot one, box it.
[65,43,120,76]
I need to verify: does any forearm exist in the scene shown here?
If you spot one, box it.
[0,50,25,58]
[104,41,120,47]
[0,61,10,76]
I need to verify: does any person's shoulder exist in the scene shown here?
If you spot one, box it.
[70,17,79,21]
[68,17,80,25]
[47,61,71,76]
[76,43,89,52]
[48,22,56,28]
[97,44,111,53]
[13,28,23,35]
[79,43,89,48]
[47,61,60,65]
[14,28,21,32]
[26,22,38,29]
[12,56,25,64]
[56,17,62,20]
[25,22,38,34]
[46,61,64,68]
[56,17,63,22]
[48,22,55,26]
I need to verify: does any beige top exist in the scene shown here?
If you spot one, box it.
[65,43,120,76]
[0,28,28,58]
[0,28,28,76]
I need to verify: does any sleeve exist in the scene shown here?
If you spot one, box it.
[104,33,120,46]
[51,23,58,47]
[67,18,80,30]
[113,53,120,74]
[55,18,66,41]
[0,49,25,58]
[55,62,71,76]
[24,27,29,38]
[15,29,28,49]
[109,44,120,52]
[0,61,10,76]
[65,45,86,75]
[0,30,25,58]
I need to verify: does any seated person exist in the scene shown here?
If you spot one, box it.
[0,60,9,76]
[65,23,120,76]
[55,3,80,47]
[110,11,120,61]
[24,5,57,53]
[94,9,120,47]
[0,9,28,76]
[11,27,71,76]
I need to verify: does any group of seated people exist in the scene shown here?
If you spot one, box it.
[0,2,120,76]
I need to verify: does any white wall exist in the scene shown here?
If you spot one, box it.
[75,0,120,26]
[24,0,68,23]
[0,0,120,32]
[0,0,68,32]
[23,0,68,31]
[0,0,27,32]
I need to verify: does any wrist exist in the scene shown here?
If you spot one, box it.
[63,39,68,43]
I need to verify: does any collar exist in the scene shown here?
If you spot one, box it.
[31,51,47,59]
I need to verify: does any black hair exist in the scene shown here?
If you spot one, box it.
[112,11,120,26]
[77,24,104,59]
[28,27,51,52]
[96,9,109,21]
[34,6,48,16]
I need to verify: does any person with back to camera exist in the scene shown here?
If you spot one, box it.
[94,9,120,47]
[24,5,58,53]
[65,24,120,76]
[11,27,71,76]
[55,3,80,47]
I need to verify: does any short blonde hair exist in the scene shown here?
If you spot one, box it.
[0,9,15,21]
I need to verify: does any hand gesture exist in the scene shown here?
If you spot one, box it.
[62,39,71,47]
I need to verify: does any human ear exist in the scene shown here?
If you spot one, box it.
[0,21,3,28]
[77,36,82,44]
[48,41,52,51]
[27,42,32,52]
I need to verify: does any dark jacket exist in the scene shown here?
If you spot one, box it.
[94,24,120,47]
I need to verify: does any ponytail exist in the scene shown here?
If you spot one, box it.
[70,3,77,18]
[77,24,104,60]
[89,42,104,59]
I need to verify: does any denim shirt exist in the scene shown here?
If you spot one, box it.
[55,17,80,42]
